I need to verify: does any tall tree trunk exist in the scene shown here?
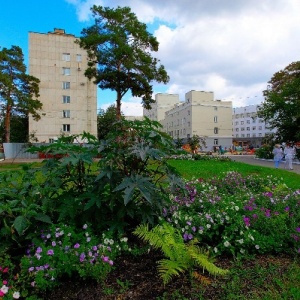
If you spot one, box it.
[5,104,11,143]
[116,91,122,120]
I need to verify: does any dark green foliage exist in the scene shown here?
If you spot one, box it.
[91,118,184,231]
[187,134,206,154]
[0,46,41,142]
[77,5,169,118]
[97,105,124,140]
[255,144,273,159]
[258,61,300,142]
[25,119,184,234]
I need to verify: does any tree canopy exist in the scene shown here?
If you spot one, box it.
[77,5,169,119]
[0,46,41,142]
[97,104,124,139]
[258,61,300,142]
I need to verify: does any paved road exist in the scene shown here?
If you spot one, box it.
[229,155,300,174]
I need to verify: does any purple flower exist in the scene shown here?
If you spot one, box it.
[47,249,54,255]
[243,217,250,227]
[79,253,86,262]
[285,206,290,212]
[52,241,56,247]
[36,247,43,254]
[102,256,109,262]
[74,243,80,249]
[296,227,300,233]
[28,267,34,272]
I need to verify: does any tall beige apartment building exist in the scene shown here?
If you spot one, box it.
[145,90,233,151]
[28,28,97,142]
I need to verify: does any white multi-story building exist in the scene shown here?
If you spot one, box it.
[144,90,233,151]
[232,105,276,147]
[28,28,97,142]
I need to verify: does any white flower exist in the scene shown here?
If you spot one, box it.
[174,220,178,224]
[67,232,72,237]
[225,216,230,221]
[224,241,231,247]
[237,239,244,244]
[83,224,88,229]
[214,247,218,253]
[255,245,260,249]
[198,230,203,234]
[46,234,51,239]
[1,285,8,294]
[235,206,239,211]
[86,237,91,242]
[13,291,20,299]
[206,224,211,229]
[120,237,128,243]
[248,234,254,241]
[240,249,245,254]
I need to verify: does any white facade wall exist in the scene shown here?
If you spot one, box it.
[143,93,180,121]
[232,105,276,146]
[152,91,233,151]
[28,28,97,142]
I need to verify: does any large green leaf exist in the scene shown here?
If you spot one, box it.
[13,216,28,235]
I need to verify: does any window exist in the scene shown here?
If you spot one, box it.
[76,54,82,62]
[214,116,218,123]
[241,121,244,125]
[235,121,239,125]
[188,110,190,115]
[63,110,70,118]
[258,126,262,130]
[252,133,256,137]
[62,53,70,61]
[241,127,245,131]
[236,128,239,132]
[187,122,191,127]
[247,134,250,137]
[246,127,250,131]
[252,126,256,130]
[62,95,70,103]
[63,124,70,132]
[63,68,70,75]
[258,133,262,137]
[214,127,219,134]
[63,82,70,89]
[214,139,218,145]
[241,134,245,137]
[214,106,218,111]
[247,120,250,124]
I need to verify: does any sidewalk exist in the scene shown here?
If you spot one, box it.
[230,155,300,174]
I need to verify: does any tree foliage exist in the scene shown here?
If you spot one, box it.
[0,46,41,142]
[258,61,300,142]
[97,104,124,140]
[77,5,169,119]
[0,114,28,142]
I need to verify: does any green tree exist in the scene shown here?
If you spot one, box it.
[97,104,124,139]
[0,113,28,142]
[0,46,41,142]
[258,61,300,142]
[77,5,169,119]
[188,134,206,154]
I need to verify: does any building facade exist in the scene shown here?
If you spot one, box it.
[145,90,233,151]
[28,28,97,142]
[232,105,276,147]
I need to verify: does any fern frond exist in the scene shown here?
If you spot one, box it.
[158,259,187,285]
[188,246,229,276]
[192,271,212,285]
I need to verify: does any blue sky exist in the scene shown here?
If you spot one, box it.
[2,0,300,115]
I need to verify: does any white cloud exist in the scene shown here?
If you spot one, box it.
[67,0,300,113]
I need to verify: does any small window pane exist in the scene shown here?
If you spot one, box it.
[62,53,70,61]
[63,96,70,103]
[63,82,70,89]
[63,124,70,132]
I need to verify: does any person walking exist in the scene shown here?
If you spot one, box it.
[272,144,283,169]
[284,143,296,170]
